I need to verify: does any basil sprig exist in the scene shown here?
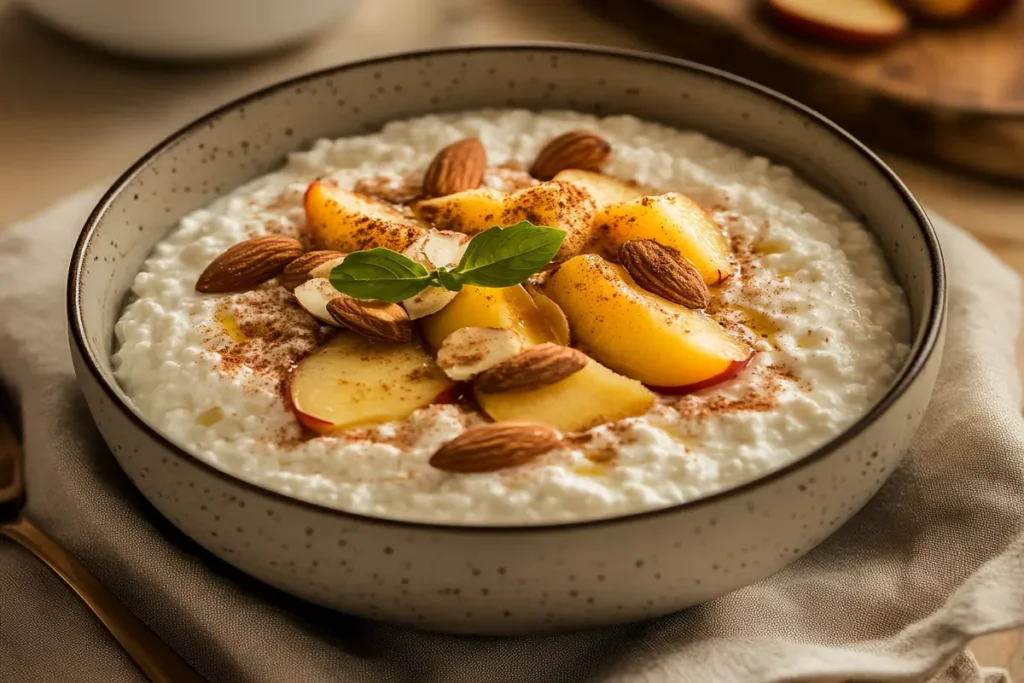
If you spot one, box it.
[329,221,565,303]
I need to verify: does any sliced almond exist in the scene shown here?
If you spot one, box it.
[280,250,346,291]
[530,130,611,181]
[618,239,711,309]
[401,231,470,319]
[294,278,345,326]
[475,343,588,394]
[308,255,347,280]
[429,421,562,473]
[327,295,413,344]
[196,236,304,293]
[524,283,571,346]
[422,138,487,198]
[403,287,460,321]
[436,327,527,381]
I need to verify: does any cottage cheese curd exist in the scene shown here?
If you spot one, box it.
[113,110,911,524]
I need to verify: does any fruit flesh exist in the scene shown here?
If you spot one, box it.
[305,180,427,252]
[418,284,556,352]
[414,187,506,235]
[764,0,908,47]
[501,181,596,261]
[545,254,752,388]
[599,193,734,284]
[553,169,646,207]
[288,333,452,433]
[476,360,656,432]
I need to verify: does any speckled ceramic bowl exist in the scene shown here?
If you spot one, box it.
[68,45,945,635]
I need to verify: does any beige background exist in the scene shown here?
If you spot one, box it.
[0,0,1021,677]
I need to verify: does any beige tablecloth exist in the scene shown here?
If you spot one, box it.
[0,188,1021,682]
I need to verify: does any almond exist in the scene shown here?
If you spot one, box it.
[280,250,346,291]
[429,421,562,473]
[326,294,413,344]
[475,343,588,394]
[618,239,711,309]
[530,130,611,181]
[196,236,304,293]
[422,138,487,198]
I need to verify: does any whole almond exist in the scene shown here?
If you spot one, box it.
[430,422,562,473]
[422,138,487,198]
[326,294,413,344]
[475,343,588,394]
[196,236,304,293]
[530,130,611,181]
[280,250,346,291]
[618,239,710,309]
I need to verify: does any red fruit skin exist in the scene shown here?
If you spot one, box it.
[432,382,470,405]
[646,355,754,396]
[762,0,908,49]
[902,0,1017,24]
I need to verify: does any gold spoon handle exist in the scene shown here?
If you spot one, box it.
[1,517,207,683]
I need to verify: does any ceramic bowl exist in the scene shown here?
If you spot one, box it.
[67,45,945,635]
[22,0,355,60]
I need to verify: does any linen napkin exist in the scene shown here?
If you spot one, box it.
[0,187,1021,683]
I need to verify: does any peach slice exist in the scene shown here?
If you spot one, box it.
[764,0,909,48]
[305,180,427,252]
[414,187,506,235]
[418,284,557,352]
[599,193,733,284]
[553,169,646,208]
[501,181,597,261]
[545,254,753,388]
[476,359,655,433]
[287,333,452,433]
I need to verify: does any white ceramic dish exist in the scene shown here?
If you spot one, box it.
[68,45,946,635]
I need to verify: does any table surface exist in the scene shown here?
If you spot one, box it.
[0,0,1021,677]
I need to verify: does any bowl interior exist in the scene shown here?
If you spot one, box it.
[70,45,942,499]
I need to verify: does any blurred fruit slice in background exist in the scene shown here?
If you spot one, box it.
[763,0,910,48]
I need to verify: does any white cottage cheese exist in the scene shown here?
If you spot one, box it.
[113,110,911,524]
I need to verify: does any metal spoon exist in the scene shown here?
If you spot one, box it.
[0,409,207,683]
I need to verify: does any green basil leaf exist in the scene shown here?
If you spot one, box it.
[434,266,463,292]
[329,248,432,303]
[452,222,566,288]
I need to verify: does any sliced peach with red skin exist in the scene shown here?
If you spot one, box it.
[304,180,427,253]
[545,254,753,389]
[287,333,452,433]
[599,193,733,284]
[763,0,909,48]
[900,0,1015,22]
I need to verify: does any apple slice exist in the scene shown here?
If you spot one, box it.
[901,0,1016,22]
[293,278,344,326]
[553,169,646,208]
[435,327,527,381]
[764,0,909,48]
[476,359,655,433]
[304,179,427,252]
[287,333,453,433]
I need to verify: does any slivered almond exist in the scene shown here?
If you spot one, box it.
[326,295,413,344]
[618,239,711,309]
[280,250,346,291]
[196,236,304,293]
[530,130,611,181]
[475,343,588,394]
[422,138,487,198]
[429,422,562,473]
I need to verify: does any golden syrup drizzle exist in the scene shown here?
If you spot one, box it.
[573,463,608,477]
[215,307,248,344]
[196,406,224,426]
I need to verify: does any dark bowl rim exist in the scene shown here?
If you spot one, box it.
[67,42,946,534]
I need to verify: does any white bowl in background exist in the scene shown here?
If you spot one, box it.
[21,0,355,60]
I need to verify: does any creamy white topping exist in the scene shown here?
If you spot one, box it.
[113,110,910,524]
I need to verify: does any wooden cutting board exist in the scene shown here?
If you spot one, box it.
[583,0,1024,182]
